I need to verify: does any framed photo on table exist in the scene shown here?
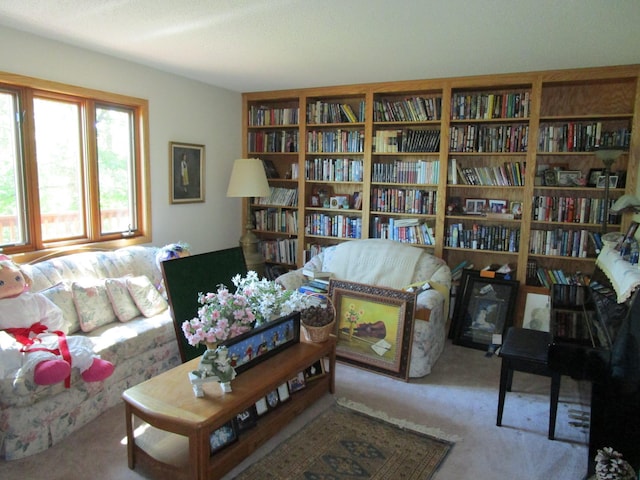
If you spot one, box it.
[328,280,416,380]
[169,142,205,204]
[449,270,519,351]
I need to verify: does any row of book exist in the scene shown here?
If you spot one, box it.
[446,223,520,252]
[450,91,531,120]
[370,217,435,245]
[306,130,365,153]
[449,124,529,153]
[532,196,620,225]
[248,105,300,127]
[306,100,365,124]
[373,128,441,153]
[247,130,298,153]
[551,283,588,307]
[372,159,439,184]
[529,228,592,258]
[373,96,442,122]
[260,238,298,265]
[304,214,362,239]
[254,208,298,234]
[255,187,298,207]
[537,122,631,152]
[370,188,437,215]
[534,268,590,289]
[304,158,364,182]
[449,159,525,186]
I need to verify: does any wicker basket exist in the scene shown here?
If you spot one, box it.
[300,295,336,343]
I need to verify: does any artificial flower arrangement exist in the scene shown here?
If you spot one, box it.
[181,271,312,347]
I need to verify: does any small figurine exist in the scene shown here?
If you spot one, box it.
[188,345,237,397]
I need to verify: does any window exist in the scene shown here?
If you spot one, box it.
[0,72,150,259]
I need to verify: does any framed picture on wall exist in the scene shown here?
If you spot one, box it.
[170,141,205,204]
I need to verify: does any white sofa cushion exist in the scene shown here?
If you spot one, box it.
[105,277,140,322]
[72,280,117,332]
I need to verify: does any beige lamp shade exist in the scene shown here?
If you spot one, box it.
[227,158,271,198]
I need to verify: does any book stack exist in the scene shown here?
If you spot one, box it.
[298,270,332,300]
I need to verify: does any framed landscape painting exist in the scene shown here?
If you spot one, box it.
[328,280,416,380]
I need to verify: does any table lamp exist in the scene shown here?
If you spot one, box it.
[594,147,626,233]
[227,158,271,277]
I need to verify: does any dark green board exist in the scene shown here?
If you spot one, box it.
[161,247,247,362]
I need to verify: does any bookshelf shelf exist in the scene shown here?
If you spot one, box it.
[243,65,640,314]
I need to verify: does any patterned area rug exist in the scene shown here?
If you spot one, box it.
[234,401,453,479]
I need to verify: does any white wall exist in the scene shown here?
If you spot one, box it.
[0,25,241,255]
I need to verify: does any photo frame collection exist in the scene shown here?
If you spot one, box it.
[328,280,416,380]
[449,269,519,351]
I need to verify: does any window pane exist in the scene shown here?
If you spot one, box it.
[0,90,26,246]
[34,98,84,240]
[96,106,137,234]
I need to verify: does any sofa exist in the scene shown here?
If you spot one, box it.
[277,239,451,378]
[0,246,181,460]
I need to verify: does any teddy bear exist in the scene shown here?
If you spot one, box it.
[0,256,114,387]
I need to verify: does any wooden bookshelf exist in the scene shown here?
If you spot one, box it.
[242,65,640,315]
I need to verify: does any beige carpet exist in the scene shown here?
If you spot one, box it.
[234,401,452,479]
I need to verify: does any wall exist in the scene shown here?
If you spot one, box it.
[0,25,241,255]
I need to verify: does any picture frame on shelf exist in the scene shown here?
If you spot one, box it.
[328,280,416,380]
[169,142,205,204]
[488,199,508,213]
[465,198,487,215]
[262,159,280,179]
[287,371,307,393]
[587,168,604,187]
[543,169,558,186]
[510,201,523,219]
[209,420,238,455]
[449,269,519,351]
[556,170,582,187]
[266,389,280,410]
[223,312,300,374]
[304,360,325,381]
[236,405,258,432]
[596,175,619,189]
[255,397,269,416]
[277,382,291,403]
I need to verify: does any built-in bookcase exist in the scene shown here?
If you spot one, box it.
[242,66,640,308]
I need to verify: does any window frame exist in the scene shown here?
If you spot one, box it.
[0,71,151,262]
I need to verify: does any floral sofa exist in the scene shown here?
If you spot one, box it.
[0,246,181,460]
[276,239,451,378]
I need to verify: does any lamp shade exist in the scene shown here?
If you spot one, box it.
[226,158,271,198]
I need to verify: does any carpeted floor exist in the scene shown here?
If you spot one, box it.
[234,401,453,479]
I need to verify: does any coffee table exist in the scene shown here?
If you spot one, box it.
[122,336,336,480]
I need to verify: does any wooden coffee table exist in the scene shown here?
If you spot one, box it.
[122,336,336,480]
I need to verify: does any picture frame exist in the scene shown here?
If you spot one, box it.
[522,292,551,332]
[596,175,619,189]
[277,382,291,403]
[223,311,300,374]
[304,360,325,382]
[328,280,416,380]
[235,405,258,432]
[450,270,519,351]
[287,371,307,393]
[556,170,582,187]
[510,201,523,219]
[543,169,557,186]
[169,141,205,204]
[262,159,279,179]
[465,198,487,215]
[616,220,639,250]
[266,389,280,410]
[488,199,508,214]
[209,420,238,455]
[255,397,269,416]
[329,195,350,209]
[587,168,603,187]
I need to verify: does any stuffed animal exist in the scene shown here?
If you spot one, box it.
[0,256,114,387]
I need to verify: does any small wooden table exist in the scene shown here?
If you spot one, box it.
[122,336,336,480]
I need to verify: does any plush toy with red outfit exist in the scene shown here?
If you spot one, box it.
[0,256,114,386]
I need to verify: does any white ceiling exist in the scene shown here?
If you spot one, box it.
[0,0,638,93]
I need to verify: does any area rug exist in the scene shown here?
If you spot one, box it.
[234,400,453,479]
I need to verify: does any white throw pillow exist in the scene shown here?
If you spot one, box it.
[71,280,117,332]
[40,281,81,334]
[105,277,141,322]
[126,275,168,317]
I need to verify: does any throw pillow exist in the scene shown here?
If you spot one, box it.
[40,281,81,334]
[71,280,117,332]
[105,277,141,322]
[126,275,168,317]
